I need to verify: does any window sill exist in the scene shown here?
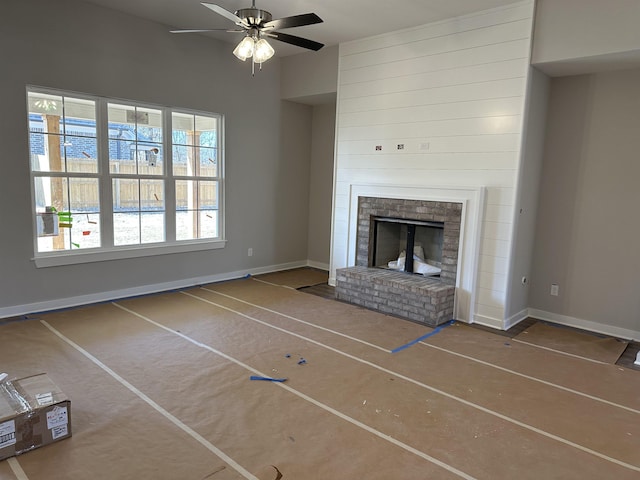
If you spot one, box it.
[33,239,227,268]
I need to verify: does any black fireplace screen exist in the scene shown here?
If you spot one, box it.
[371,217,444,275]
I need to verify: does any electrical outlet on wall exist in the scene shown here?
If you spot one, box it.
[550,283,559,296]
[248,248,253,257]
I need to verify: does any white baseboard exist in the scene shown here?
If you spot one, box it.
[306,260,329,271]
[529,308,640,342]
[472,313,504,330]
[0,260,308,320]
[504,308,529,330]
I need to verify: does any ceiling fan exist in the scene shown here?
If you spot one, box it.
[171,1,324,73]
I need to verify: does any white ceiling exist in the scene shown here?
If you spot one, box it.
[78,0,521,57]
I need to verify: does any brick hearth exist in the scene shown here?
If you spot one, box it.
[335,197,462,326]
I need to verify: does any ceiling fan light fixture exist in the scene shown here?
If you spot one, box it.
[233,36,255,61]
[253,38,275,63]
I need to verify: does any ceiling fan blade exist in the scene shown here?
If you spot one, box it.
[201,2,249,28]
[262,13,323,31]
[266,31,324,51]
[170,29,237,33]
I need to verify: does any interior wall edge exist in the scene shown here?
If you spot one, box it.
[0,260,309,320]
[504,307,530,330]
[528,308,640,342]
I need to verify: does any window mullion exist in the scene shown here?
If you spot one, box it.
[97,98,114,248]
[164,109,176,242]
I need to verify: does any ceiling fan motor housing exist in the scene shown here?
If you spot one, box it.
[235,8,272,26]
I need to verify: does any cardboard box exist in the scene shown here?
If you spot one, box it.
[0,373,71,461]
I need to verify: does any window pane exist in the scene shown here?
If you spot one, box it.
[34,176,69,214]
[198,181,217,209]
[72,212,101,249]
[109,139,136,174]
[62,97,97,138]
[65,136,98,173]
[172,112,194,142]
[69,177,99,212]
[140,180,164,211]
[172,112,218,178]
[136,143,163,175]
[141,212,165,243]
[197,147,218,177]
[34,177,69,252]
[172,144,192,176]
[109,104,163,176]
[176,210,198,241]
[175,179,217,241]
[29,132,65,172]
[175,180,195,210]
[137,108,162,142]
[28,92,63,131]
[195,115,217,148]
[108,103,136,139]
[200,210,218,238]
[113,178,139,212]
[114,212,140,246]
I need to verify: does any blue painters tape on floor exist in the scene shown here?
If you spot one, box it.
[391,320,455,354]
[249,375,287,382]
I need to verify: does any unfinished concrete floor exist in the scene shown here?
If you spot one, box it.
[0,271,638,479]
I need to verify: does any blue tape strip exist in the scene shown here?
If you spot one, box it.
[249,375,287,382]
[391,320,455,354]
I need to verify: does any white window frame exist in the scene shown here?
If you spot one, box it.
[27,86,226,268]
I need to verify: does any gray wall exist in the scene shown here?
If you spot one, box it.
[281,48,338,268]
[532,0,640,76]
[530,68,640,334]
[505,67,550,322]
[0,0,314,312]
[281,46,338,104]
[307,103,336,267]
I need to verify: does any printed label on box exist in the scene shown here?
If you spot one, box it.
[46,405,68,430]
[0,420,16,449]
[36,392,54,406]
[51,424,68,440]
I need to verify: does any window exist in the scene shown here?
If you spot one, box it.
[28,87,224,267]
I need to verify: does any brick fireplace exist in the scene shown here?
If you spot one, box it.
[335,196,463,326]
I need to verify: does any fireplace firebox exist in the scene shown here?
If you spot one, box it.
[371,216,444,275]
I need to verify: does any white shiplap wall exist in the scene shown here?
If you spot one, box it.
[330,1,535,326]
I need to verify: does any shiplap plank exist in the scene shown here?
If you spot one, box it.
[479,238,511,258]
[340,39,530,85]
[478,270,507,292]
[337,134,521,156]
[476,294,505,318]
[339,115,522,141]
[336,152,518,171]
[486,187,515,205]
[340,19,532,70]
[338,78,526,113]
[338,96,524,128]
[478,254,509,275]
[484,204,515,223]
[340,58,529,99]
[335,169,517,190]
[483,221,512,241]
[341,2,533,57]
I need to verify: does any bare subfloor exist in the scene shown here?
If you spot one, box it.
[1,273,639,479]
